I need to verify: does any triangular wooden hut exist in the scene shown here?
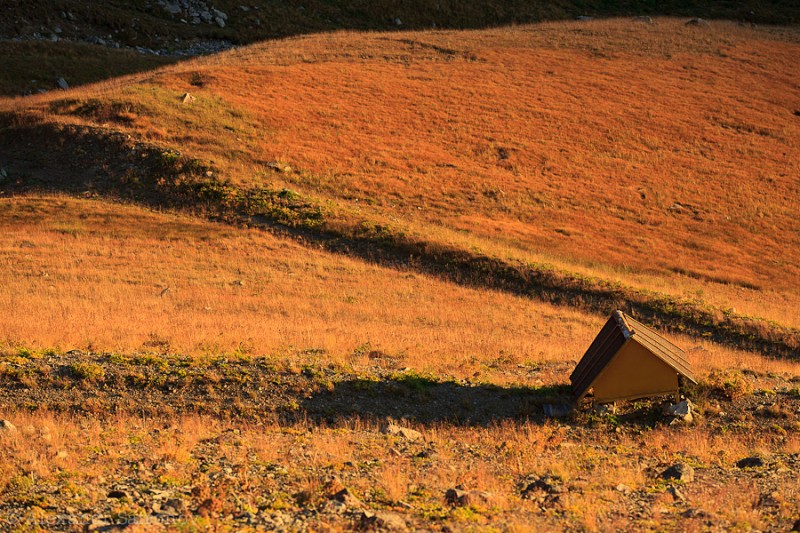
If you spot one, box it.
[570,311,697,404]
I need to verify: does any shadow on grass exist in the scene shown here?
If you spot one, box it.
[1,116,798,360]
[296,376,684,429]
[298,377,575,426]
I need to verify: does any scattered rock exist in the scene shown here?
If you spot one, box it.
[660,463,695,484]
[576,15,594,21]
[56,450,69,459]
[415,448,437,459]
[87,518,113,532]
[593,403,616,415]
[215,16,226,28]
[394,18,403,26]
[666,485,686,502]
[685,18,708,26]
[736,456,765,469]
[616,483,632,495]
[634,16,654,23]
[333,487,362,507]
[360,510,408,531]
[383,423,422,442]
[107,490,128,499]
[445,488,495,508]
[182,92,196,104]
[56,77,69,90]
[664,400,694,424]
[543,403,572,418]
[683,508,709,519]
[521,474,565,496]
[0,420,18,433]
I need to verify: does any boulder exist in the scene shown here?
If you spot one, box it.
[736,456,765,468]
[664,400,694,423]
[383,423,422,442]
[660,463,694,483]
[445,488,495,507]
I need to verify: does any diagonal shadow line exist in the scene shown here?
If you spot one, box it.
[1,116,798,360]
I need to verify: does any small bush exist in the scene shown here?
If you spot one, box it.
[70,362,105,381]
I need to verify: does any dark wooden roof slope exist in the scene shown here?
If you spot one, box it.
[570,311,697,399]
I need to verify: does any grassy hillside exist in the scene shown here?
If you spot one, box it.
[1,15,800,532]
[1,195,799,531]
[2,19,799,354]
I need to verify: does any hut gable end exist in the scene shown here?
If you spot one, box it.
[570,311,697,403]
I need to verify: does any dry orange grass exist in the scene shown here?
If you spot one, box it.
[2,195,799,382]
[4,18,798,331]
[1,410,797,531]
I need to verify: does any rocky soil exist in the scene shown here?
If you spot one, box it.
[1,351,799,531]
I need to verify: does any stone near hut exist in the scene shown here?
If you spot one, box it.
[665,399,694,424]
[56,77,69,90]
[543,403,572,418]
[660,463,695,484]
[736,456,765,469]
[182,92,196,105]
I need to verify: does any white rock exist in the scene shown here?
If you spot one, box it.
[383,423,422,442]
[665,400,694,423]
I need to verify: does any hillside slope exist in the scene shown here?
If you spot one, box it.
[2,18,799,355]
